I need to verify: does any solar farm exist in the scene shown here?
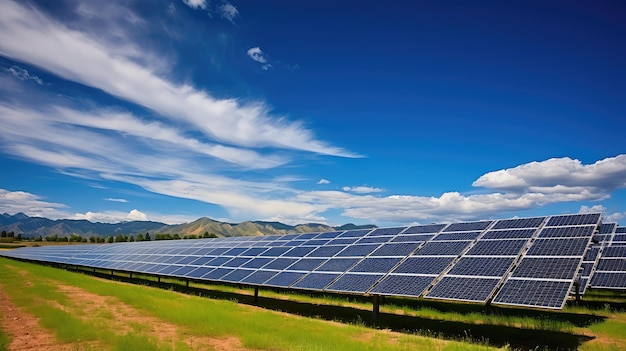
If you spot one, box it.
[2,212,626,350]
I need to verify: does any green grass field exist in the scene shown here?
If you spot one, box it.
[1,257,625,350]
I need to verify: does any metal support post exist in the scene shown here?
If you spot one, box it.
[254,287,259,303]
[372,295,380,325]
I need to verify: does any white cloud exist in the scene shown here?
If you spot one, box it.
[342,186,384,194]
[0,188,68,218]
[247,47,266,63]
[247,47,272,70]
[104,198,129,203]
[73,209,147,222]
[7,65,42,84]
[317,179,330,185]
[605,212,625,222]
[181,0,207,10]
[473,155,626,194]
[579,205,606,214]
[0,1,357,158]
[219,2,239,24]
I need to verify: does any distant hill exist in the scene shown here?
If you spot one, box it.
[0,213,376,238]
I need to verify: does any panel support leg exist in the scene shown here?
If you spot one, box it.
[158,276,161,283]
[574,282,581,303]
[372,295,380,325]
[254,287,259,304]
[129,272,133,279]
[186,279,189,288]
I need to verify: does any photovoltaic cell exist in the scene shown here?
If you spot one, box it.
[444,221,492,232]
[525,238,590,256]
[447,257,514,277]
[414,241,469,256]
[537,226,595,238]
[370,243,421,257]
[465,240,526,256]
[326,273,383,293]
[511,257,582,279]
[315,258,360,272]
[491,217,545,229]
[590,272,626,289]
[292,272,339,290]
[392,257,455,274]
[481,229,537,240]
[349,257,402,273]
[426,277,500,302]
[366,227,406,236]
[264,271,306,287]
[240,270,277,285]
[546,213,601,227]
[434,231,482,241]
[369,275,434,297]
[403,224,446,234]
[492,280,573,309]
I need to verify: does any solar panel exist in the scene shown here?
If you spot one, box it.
[0,212,607,311]
[616,227,626,233]
[492,280,573,309]
[425,277,501,302]
[491,217,546,229]
[546,213,601,226]
[444,221,493,232]
[369,275,435,297]
[326,273,383,293]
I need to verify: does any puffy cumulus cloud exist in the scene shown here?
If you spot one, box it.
[342,186,384,194]
[579,205,607,214]
[0,1,357,158]
[473,155,626,194]
[181,0,207,10]
[606,212,625,222]
[0,188,68,218]
[127,209,148,221]
[317,179,330,185]
[219,2,239,24]
[73,209,147,223]
[8,65,42,84]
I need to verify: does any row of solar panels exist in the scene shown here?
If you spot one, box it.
[1,213,620,310]
[579,224,626,293]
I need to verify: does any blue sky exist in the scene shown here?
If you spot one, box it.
[0,0,625,226]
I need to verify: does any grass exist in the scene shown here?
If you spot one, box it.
[0,258,499,351]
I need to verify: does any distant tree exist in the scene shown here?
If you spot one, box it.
[115,234,124,243]
[128,235,135,242]
[136,233,144,242]
[97,237,105,243]
[204,232,218,238]
[16,234,22,241]
[173,233,181,240]
[45,234,58,242]
[107,236,114,244]
[8,231,14,238]
[145,232,151,241]
[89,236,97,243]
[0,230,6,238]
[34,236,43,242]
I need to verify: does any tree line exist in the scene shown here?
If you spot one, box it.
[2,231,219,243]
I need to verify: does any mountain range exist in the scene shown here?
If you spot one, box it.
[0,213,375,238]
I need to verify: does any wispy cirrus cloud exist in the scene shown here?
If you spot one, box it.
[7,65,42,84]
[317,179,330,185]
[181,0,207,10]
[104,198,129,203]
[0,0,356,158]
[342,186,384,194]
[219,2,239,24]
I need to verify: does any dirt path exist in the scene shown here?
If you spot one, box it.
[0,285,71,351]
[53,283,254,351]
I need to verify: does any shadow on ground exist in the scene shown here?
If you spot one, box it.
[74,267,606,351]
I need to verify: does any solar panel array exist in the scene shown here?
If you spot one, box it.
[491,213,601,309]
[0,213,610,310]
[588,225,626,290]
